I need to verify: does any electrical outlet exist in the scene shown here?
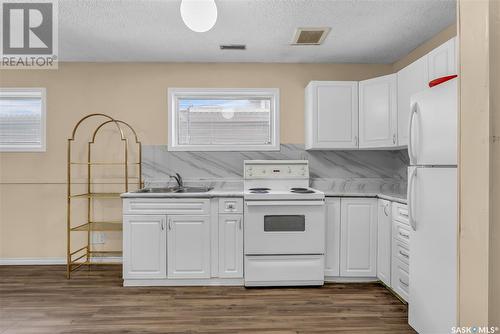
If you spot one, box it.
[91,232,106,244]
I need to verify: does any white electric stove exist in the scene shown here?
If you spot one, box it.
[243,160,326,287]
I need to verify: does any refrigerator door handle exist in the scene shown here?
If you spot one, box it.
[408,168,417,231]
[408,103,418,165]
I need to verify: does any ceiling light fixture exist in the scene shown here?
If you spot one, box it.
[180,0,218,33]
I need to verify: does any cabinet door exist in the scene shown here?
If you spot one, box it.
[377,199,392,286]
[324,198,341,277]
[340,198,377,277]
[123,215,166,279]
[358,74,398,148]
[305,81,358,149]
[167,215,210,279]
[397,56,428,147]
[427,37,457,82]
[218,214,243,278]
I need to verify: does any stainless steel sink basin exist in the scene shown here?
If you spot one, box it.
[175,186,213,193]
[133,186,213,194]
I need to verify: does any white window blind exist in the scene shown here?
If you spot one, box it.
[0,88,46,152]
[169,89,279,151]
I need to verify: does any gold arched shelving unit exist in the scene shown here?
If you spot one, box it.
[67,114,142,278]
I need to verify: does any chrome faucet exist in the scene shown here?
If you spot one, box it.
[169,173,183,188]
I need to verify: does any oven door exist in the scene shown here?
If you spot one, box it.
[244,200,325,255]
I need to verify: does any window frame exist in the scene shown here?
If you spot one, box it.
[0,87,47,152]
[167,88,280,151]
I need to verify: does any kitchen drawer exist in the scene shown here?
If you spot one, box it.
[393,220,410,245]
[395,241,410,265]
[391,258,409,302]
[123,198,210,215]
[218,198,243,214]
[392,202,409,225]
[245,255,324,286]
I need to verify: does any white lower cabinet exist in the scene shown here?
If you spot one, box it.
[377,199,392,286]
[391,202,410,302]
[218,214,243,278]
[340,198,378,277]
[324,198,341,277]
[123,215,167,279]
[167,215,211,279]
[123,198,246,285]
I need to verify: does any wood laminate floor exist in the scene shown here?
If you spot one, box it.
[0,265,416,334]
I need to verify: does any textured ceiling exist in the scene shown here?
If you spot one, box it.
[59,0,456,63]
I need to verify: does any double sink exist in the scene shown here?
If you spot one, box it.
[133,186,213,194]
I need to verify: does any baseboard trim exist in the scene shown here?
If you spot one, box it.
[324,276,379,283]
[0,257,122,265]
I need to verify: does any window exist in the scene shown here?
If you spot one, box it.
[168,88,279,151]
[0,88,46,152]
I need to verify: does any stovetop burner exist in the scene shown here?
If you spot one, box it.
[290,187,315,194]
[249,187,270,194]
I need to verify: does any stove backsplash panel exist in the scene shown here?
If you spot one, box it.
[142,144,409,195]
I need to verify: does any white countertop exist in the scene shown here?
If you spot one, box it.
[121,188,407,204]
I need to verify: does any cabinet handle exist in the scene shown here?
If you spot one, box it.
[168,219,172,230]
[408,167,417,231]
[383,204,389,216]
[238,218,242,230]
[161,221,165,230]
[408,104,418,165]
[399,278,409,287]
[399,231,409,239]
[393,134,396,144]
[399,250,409,258]
[354,136,358,146]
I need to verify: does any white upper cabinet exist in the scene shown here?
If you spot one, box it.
[427,37,457,82]
[397,56,429,147]
[305,81,358,150]
[340,198,378,277]
[358,74,398,149]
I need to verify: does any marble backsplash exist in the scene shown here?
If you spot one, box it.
[143,144,409,195]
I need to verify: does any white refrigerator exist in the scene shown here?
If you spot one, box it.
[407,77,458,333]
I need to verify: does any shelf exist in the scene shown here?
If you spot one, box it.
[89,250,122,257]
[69,192,122,199]
[67,114,141,278]
[71,221,122,231]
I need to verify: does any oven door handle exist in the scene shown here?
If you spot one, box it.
[245,200,324,206]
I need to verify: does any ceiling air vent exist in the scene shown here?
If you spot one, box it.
[291,27,331,45]
[220,44,247,50]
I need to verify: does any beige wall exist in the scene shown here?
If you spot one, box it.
[393,24,457,72]
[489,0,500,325]
[0,63,393,258]
[0,26,456,259]
[458,0,499,327]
